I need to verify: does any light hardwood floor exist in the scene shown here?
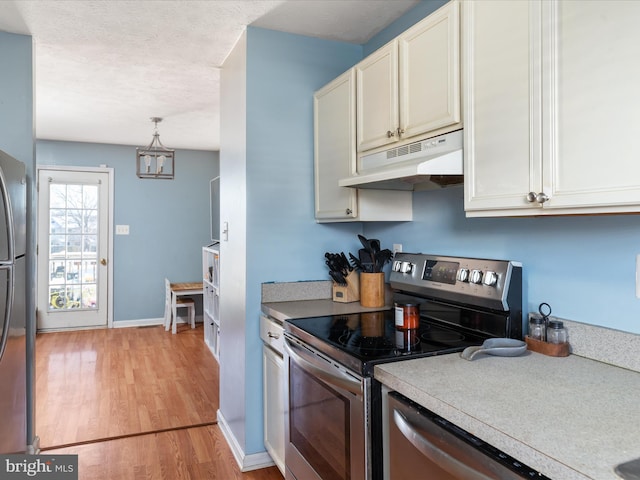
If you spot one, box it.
[36,325,282,480]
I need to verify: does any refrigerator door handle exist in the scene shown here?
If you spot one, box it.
[0,264,14,362]
[0,168,15,262]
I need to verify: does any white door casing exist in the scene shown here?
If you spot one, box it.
[36,167,113,330]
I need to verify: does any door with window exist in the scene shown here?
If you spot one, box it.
[37,168,111,330]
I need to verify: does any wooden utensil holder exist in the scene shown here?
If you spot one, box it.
[332,270,360,303]
[360,272,385,308]
[525,336,570,357]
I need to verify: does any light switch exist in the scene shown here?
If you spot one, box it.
[116,225,130,235]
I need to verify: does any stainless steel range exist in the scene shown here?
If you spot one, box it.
[284,253,523,480]
[283,253,526,480]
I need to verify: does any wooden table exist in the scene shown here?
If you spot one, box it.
[170,282,203,333]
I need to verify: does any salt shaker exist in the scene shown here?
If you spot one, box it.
[546,320,568,344]
[528,316,546,341]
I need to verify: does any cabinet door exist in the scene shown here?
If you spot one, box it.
[314,70,358,220]
[263,345,285,475]
[464,0,543,214]
[356,41,399,152]
[543,0,640,210]
[399,0,461,139]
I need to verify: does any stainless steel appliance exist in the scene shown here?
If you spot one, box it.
[0,150,27,453]
[385,391,550,479]
[283,253,524,480]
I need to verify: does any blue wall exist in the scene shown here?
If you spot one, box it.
[0,32,34,166]
[243,27,363,454]
[364,187,640,334]
[36,140,218,322]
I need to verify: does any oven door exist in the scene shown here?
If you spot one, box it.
[284,334,366,480]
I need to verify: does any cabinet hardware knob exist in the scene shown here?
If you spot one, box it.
[346,208,352,215]
[526,192,549,204]
[397,127,405,137]
[386,130,396,138]
[536,192,549,204]
[100,258,107,266]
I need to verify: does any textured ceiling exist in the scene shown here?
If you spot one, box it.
[0,0,419,151]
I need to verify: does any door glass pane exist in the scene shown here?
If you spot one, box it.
[47,183,99,311]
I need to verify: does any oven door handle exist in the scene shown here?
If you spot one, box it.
[284,338,362,395]
[393,409,493,480]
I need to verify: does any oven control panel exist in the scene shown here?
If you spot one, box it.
[390,253,522,312]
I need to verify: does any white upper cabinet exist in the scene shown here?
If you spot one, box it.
[463,0,540,213]
[465,0,640,216]
[314,69,412,222]
[314,69,359,221]
[356,42,399,152]
[356,0,461,153]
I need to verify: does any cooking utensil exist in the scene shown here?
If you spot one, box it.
[357,234,372,254]
[460,338,527,361]
[329,270,347,286]
[358,249,375,273]
[326,251,351,284]
[340,252,352,271]
[349,253,365,271]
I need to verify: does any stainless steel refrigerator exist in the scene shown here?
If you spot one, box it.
[0,149,27,453]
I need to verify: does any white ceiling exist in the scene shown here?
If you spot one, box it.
[0,0,419,151]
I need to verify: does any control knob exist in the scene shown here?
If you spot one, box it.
[483,271,498,286]
[392,260,402,272]
[457,268,469,282]
[400,262,413,274]
[469,269,483,284]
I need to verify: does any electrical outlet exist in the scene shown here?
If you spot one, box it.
[393,243,402,255]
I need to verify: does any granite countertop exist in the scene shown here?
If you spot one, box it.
[261,280,393,323]
[262,298,393,323]
[375,351,640,480]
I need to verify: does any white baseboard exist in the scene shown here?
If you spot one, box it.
[112,315,204,329]
[112,317,164,328]
[217,410,276,472]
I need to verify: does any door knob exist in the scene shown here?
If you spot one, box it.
[100,258,107,266]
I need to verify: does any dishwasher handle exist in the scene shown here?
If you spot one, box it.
[393,409,493,480]
[285,338,362,396]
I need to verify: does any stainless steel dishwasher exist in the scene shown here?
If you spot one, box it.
[384,390,551,479]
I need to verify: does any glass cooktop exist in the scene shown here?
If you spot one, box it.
[285,307,491,376]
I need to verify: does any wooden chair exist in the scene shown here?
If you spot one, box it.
[164,278,195,334]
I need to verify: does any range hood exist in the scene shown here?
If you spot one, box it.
[339,129,463,191]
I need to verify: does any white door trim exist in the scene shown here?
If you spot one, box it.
[36,165,114,329]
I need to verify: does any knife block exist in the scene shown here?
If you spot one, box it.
[332,270,360,303]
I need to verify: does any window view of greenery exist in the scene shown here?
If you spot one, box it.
[48,183,98,311]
